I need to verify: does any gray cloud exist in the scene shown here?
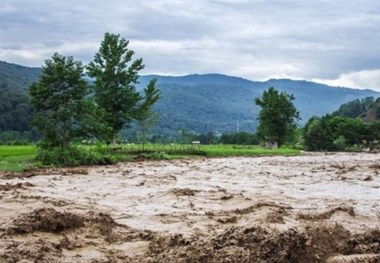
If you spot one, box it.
[1,0,380,90]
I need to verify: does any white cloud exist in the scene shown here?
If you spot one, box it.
[0,4,16,14]
[0,47,45,65]
[312,69,380,91]
[0,40,99,66]
[0,0,380,90]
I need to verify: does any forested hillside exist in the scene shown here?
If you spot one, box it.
[138,74,380,135]
[362,98,380,121]
[332,96,380,121]
[0,61,40,131]
[0,61,40,91]
[1,61,379,137]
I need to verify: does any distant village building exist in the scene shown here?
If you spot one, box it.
[264,137,278,149]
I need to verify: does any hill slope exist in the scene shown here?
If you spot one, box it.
[0,61,40,91]
[0,61,379,135]
[138,74,380,135]
[332,96,380,121]
[362,98,380,121]
[0,61,40,131]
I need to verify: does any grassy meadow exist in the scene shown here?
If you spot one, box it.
[0,145,37,172]
[117,144,300,157]
[0,144,300,172]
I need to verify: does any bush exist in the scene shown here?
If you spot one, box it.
[344,145,363,152]
[333,136,346,151]
[147,151,170,160]
[36,146,116,166]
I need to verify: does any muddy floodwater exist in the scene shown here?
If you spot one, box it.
[0,152,379,262]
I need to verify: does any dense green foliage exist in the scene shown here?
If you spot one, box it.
[332,97,375,118]
[29,53,90,149]
[87,33,144,144]
[35,146,115,166]
[0,61,40,133]
[306,96,380,152]
[255,87,300,146]
[362,97,380,121]
[29,53,107,166]
[331,96,380,122]
[25,34,162,166]
[303,115,380,151]
[136,79,161,148]
[0,88,31,131]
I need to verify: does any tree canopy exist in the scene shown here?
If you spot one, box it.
[136,79,161,148]
[87,33,144,144]
[255,87,300,146]
[303,114,380,151]
[29,53,89,149]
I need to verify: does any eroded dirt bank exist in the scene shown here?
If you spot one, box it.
[0,152,379,262]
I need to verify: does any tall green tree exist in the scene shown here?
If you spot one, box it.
[29,53,89,149]
[87,32,144,144]
[255,87,300,147]
[136,79,161,149]
[303,114,380,151]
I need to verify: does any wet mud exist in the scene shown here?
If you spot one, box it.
[0,152,379,262]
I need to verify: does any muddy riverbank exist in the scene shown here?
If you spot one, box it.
[0,152,379,262]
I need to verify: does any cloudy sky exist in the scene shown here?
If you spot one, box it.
[1,0,380,90]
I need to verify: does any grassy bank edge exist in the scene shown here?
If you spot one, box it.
[0,144,301,172]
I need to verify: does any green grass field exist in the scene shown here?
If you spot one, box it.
[0,145,37,172]
[0,144,300,172]
[117,144,300,157]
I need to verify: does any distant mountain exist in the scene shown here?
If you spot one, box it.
[0,61,379,135]
[138,74,380,135]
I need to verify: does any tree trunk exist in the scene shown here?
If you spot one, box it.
[142,129,146,151]
[112,130,117,145]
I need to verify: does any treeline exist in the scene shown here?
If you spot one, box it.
[127,130,259,146]
[304,96,380,151]
[304,115,380,151]
[0,130,39,145]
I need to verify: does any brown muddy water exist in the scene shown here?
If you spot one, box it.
[0,152,379,262]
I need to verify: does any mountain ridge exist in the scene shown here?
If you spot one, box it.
[0,60,379,135]
[137,74,379,134]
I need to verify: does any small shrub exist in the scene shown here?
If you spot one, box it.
[36,146,116,166]
[147,151,170,160]
[333,135,346,151]
[344,144,363,152]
